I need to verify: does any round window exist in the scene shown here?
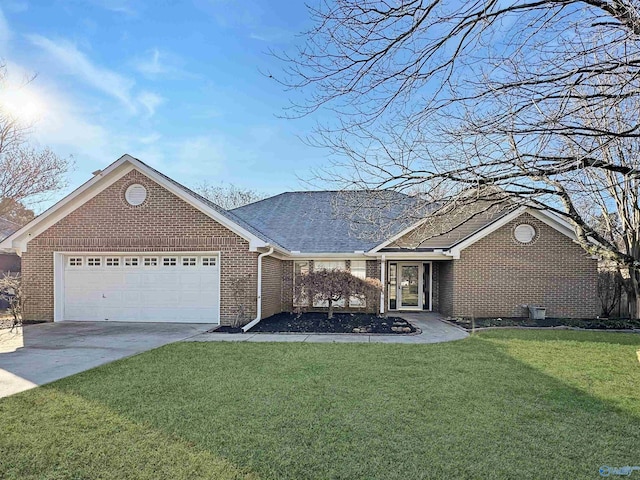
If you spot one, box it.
[513,224,536,244]
[125,184,147,206]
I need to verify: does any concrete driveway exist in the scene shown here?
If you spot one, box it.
[0,322,213,398]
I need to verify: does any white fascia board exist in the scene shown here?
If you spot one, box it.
[124,156,268,250]
[524,209,579,241]
[446,206,583,258]
[281,252,371,260]
[367,252,453,260]
[445,207,527,258]
[367,217,430,254]
[0,159,136,253]
[0,154,270,253]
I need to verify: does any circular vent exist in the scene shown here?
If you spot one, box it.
[514,224,536,244]
[125,184,147,206]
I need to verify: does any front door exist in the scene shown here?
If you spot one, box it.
[399,263,422,310]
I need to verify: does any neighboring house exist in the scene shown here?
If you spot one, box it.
[0,217,21,274]
[0,217,22,310]
[0,154,598,325]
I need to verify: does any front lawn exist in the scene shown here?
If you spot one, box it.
[1,330,640,479]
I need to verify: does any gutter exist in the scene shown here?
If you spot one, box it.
[241,246,275,332]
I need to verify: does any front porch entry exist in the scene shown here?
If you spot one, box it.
[388,262,432,311]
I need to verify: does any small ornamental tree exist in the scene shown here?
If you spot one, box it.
[294,268,382,319]
[0,272,22,328]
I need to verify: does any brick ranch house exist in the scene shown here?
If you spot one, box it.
[0,154,598,327]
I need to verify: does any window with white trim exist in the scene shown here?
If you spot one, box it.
[163,257,177,266]
[143,257,158,267]
[123,257,139,267]
[202,257,217,267]
[314,260,346,271]
[105,257,120,267]
[293,260,310,307]
[68,257,83,267]
[313,260,347,307]
[182,257,197,267]
[349,260,367,307]
[87,257,101,267]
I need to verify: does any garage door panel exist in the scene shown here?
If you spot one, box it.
[123,273,143,287]
[62,254,219,323]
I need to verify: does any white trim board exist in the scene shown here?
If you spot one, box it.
[54,250,221,323]
[0,154,270,254]
[446,207,580,259]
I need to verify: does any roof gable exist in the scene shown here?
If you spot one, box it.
[0,154,271,253]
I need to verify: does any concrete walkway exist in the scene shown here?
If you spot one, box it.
[186,312,469,344]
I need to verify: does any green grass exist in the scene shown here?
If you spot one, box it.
[1,330,640,479]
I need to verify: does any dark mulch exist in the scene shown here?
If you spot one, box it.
[242,312,417,334]
[209,326,244,333]
[449,316,640,331]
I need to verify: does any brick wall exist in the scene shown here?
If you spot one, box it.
[437,260,454,316]
[22,169,259,325]
[261,255,283,319]
[451,213,598,318]
[282,260,294,311]
[431,262,440,311]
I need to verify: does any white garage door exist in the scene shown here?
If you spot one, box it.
[62,254,220,323]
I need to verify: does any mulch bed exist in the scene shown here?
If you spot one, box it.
[210,312,418,334]
[448,317,640,331]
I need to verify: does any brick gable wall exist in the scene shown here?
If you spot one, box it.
[451,213,598,318]
[22,169,259,325]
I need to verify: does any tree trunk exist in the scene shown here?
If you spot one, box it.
[328,299,334,319]
[628,269,640,320]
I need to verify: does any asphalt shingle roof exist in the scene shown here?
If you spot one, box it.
[132,156,284,248]
[231,191,423,253]
[0,217,21,242]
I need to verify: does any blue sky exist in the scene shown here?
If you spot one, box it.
[0,0,329,204]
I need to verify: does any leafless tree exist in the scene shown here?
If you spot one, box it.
[0,272,22,328]
[193,181,266,210]
[598,268,624,317]
[229,274,256,328]
[0,66,72,215]
[279,0,640,317]
[294,269,381,319]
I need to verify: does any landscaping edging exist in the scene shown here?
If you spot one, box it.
[211,313,422,335]
[441,320,640,334]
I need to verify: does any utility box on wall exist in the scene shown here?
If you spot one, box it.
[528,305,546,320]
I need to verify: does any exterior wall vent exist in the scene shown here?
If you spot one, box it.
[514,223,536,244]
[125,184,147,206]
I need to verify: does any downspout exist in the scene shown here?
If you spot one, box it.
[242,246,274,332]
[380,254,386,315]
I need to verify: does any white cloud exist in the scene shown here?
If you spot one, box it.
[133,48,195,80]
[27,34,136,111]
[137,91,164,118]
[135,48,165,76]
[88,0,137,16]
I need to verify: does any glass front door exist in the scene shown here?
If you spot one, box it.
[388,261,432,311]
[399,265,420,308]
